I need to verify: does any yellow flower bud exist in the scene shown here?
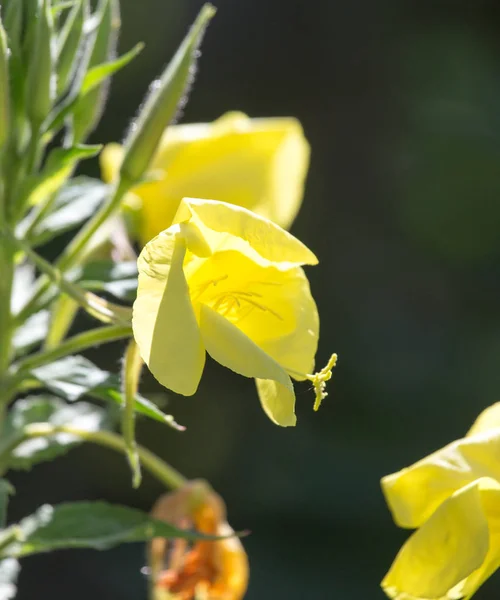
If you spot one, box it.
[149,480,248,600]
[381,402,500,600]
[132,198,336,426]
[101,112,310,244]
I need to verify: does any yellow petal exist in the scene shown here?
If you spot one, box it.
[100,143,124,183]
[467,402,500,436]
[199,304,296,426]
[457,478,500,599]
[382,430,500,529]
[382,480,490,600]
[174,197,318,266]
[255,379,296,427]
[265,117,310,230]
[133,233,205,395]
[214,522,250,600]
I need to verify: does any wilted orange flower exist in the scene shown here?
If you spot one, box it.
[149,480,249,600]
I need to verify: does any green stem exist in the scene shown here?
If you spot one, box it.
[59,178,132,269]
[4,324,132,398]
[122,339,143,488]
[0,424,186,490]
[22,189,59,241]
[0,526,23,554]
[16,324,132,372]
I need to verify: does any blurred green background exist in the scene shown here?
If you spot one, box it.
[9,0,500,598]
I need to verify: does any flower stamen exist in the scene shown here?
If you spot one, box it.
[210,290,284,322]
[286,354,338,411]
[307,353,338,411]
[190,274,229,301]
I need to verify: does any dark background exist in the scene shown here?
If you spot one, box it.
[10,0,500,598]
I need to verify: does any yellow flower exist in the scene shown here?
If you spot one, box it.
[132,197,336,426]
[101,111,309,245]
[149,480,248,600]
[381,402,500,600]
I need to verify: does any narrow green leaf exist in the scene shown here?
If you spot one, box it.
[81,42,144,96]
[12,263,36,315]
[8,234,132,326]
[0,558,19,600]
[28,356,183,430]
[76,260,138,301]
[7,501,217,557]
[52,1,79,18]
[13,310,50,354]
[71,0,120,142]
[56,0,87,96]
[31,356,110,402]
[91,385,184,431]
[20,177,109,246]
[19,145,102,209]
[44,296,79,350]
[4,396,107,471]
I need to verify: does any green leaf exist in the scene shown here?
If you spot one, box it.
[0,481,14,529]
[21,177,109,246]
[45,43,143,141]
[45,296,79,350]
[12,263,36,315]
[91,384,183,431]
[56,0,86,96]
[30,356,183,429]
[76,260,138,301]
[31,356,110,402]
[16,147,102,217]
[4,396,107,470]
[81,42,144,96]
[7,501,215,557]
[0,559,19,600]
[10,235,132,326]
[70,0,120,142]
[13,310,50,354]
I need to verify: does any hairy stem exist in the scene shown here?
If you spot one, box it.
[122,339,143,488]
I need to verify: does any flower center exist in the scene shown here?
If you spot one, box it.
[191,275,283,324]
